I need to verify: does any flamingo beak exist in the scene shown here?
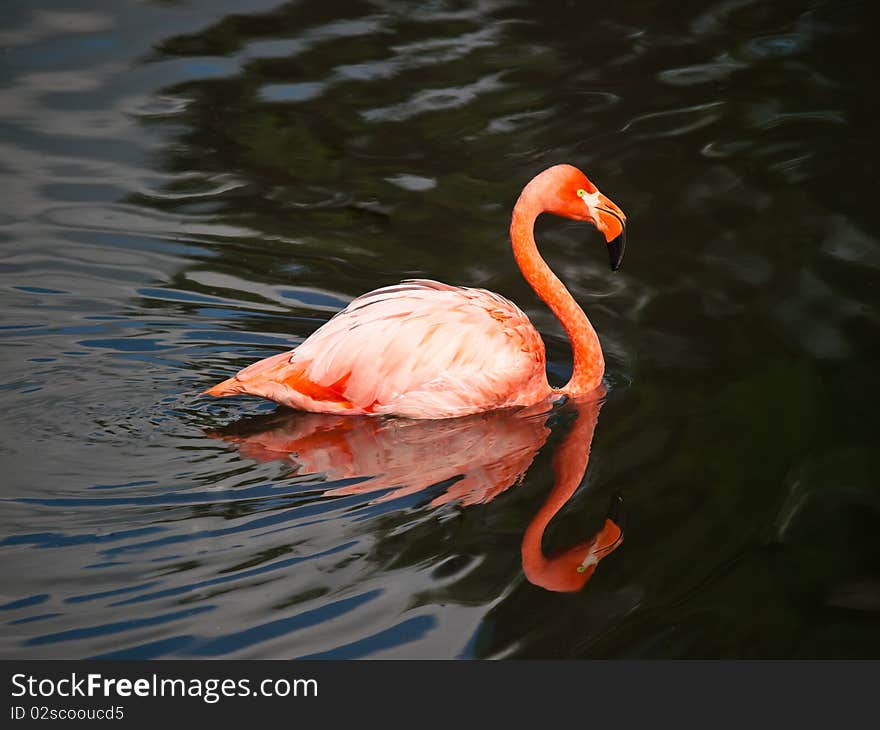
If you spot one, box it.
[607,227,625,272]
[588,193,627,271]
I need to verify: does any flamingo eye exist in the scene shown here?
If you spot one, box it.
[576,188,587,199]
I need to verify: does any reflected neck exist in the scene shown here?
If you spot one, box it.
[520,401,603,592]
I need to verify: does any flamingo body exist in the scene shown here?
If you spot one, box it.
[204,164,626,419]
[207,279,551,418]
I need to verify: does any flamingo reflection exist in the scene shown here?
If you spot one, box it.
[208,397,622,592]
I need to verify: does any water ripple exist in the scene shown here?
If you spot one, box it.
[362,73,507,123]
[622,101,725,139]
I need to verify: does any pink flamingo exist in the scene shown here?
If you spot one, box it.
[204,164,626,418]
[208,398,623,592]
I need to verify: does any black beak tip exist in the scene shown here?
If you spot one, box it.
[608,231,626,272]
[606,493,625,530]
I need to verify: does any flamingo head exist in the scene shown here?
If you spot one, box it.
[529,164,628,271]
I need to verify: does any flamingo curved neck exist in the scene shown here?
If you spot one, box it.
[510,194,604,396]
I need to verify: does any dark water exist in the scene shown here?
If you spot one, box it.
[1,0,878,659]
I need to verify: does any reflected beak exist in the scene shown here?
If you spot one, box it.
[590,193,627,271]
[577,495,625,573]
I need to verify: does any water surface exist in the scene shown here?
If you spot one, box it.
[1,0,879,658]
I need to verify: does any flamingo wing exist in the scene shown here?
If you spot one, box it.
[213,280,551,418]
